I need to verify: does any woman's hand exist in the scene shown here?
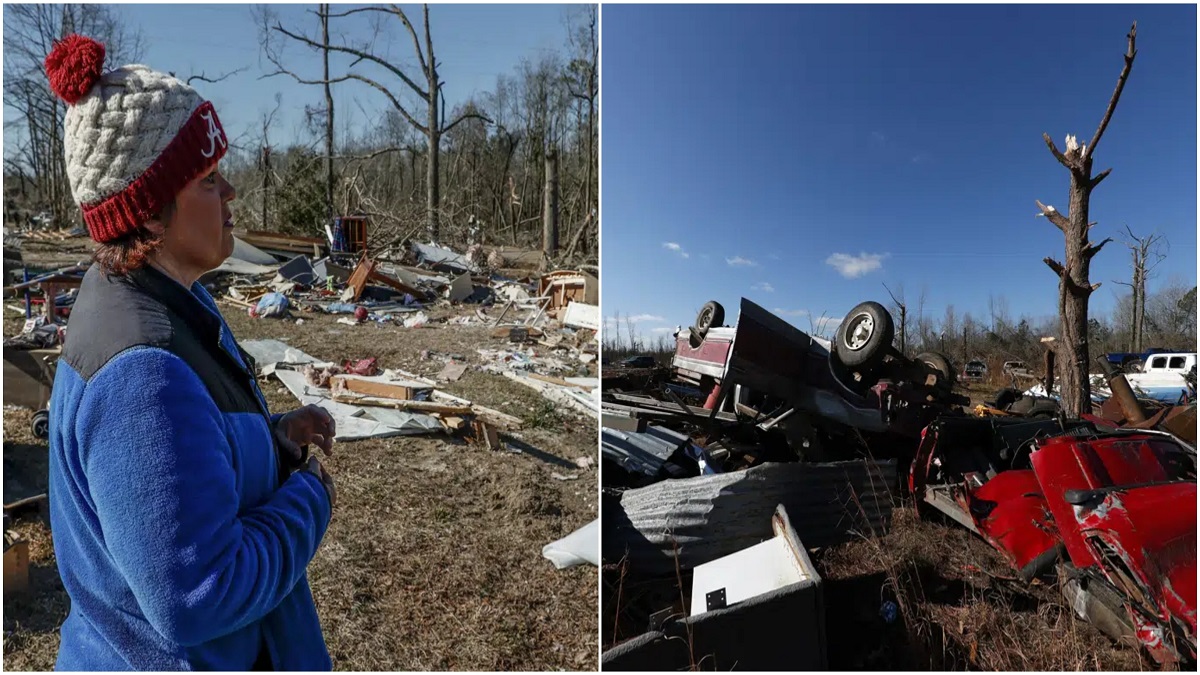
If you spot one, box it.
[274,404,336,471]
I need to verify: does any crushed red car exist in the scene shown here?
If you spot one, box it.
[911,416,1196,665]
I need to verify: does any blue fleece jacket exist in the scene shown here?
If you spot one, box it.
[48,265,333,670]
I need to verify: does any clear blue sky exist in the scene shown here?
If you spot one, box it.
[601,4,1197,343]
[5,3,583,153]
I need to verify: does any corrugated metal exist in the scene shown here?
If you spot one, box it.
[605,459,897,576]
[602,425,691,476]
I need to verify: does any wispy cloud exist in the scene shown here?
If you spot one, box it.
[751,282,775,293]
[650,326,677,334]
[627,313,665,323]
[768,253,781,261]
[772,308,809,317]
[726,256,758,267]
[825,252,888,278]
[871,130,887,144]
[662,241,690,259]
[812,316,844,336]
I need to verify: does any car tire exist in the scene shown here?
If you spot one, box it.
[916,352,955,391]
[992,387,1022,411]
[835,301,894,369]
[31,409,49,440]
[695,301,724,335]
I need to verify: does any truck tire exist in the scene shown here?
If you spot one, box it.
[1122,357,1144,374]
[916,352,955,391]
[694,301,724,335]
[835,301,894,370]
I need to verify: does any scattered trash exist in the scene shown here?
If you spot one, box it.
[254,292,289,318]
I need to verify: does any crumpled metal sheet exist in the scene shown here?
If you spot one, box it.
[605,459,896,576]
[601,425,691,476]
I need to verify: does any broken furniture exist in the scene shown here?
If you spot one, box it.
[602,505,827,671]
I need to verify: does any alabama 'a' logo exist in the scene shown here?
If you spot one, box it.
[200,109,227,159]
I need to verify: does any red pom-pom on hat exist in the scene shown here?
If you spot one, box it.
[44,34,106,105]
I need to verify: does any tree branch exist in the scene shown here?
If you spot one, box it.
[343,73,429,135]
[1085,237,1113,260]
[272,22,429,100]
[186,66,247,86]
[1044,257,1066,279]
[1043,133,1074,171]
[1085,21,1137,161]
[391,4,429,76]
[441,110,493,135]
[1090,168,1112,189]
[1035,200,1069,232]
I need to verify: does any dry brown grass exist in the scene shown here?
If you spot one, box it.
[818,506,1153,671]
[3,245,598,670]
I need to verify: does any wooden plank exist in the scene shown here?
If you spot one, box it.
[528,372,594,390]
[439,415,467,432]
[330,375,418,401]
[4,538,29,596]
[472,420,502,450]
[367,268,424,297]
[330,393,473,415]
[344,256,376,303]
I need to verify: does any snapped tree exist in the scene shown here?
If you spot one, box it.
[1036,22,1136,416]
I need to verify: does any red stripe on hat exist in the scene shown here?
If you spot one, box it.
[80,101,228,243]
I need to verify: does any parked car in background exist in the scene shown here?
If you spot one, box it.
[963,359,988,380]
[618,355,658,369]
[1002,360,1028,375]
[1103,347,1172,373]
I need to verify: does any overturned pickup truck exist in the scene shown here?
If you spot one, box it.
[912,416,1196,666]
[670,298,968,459]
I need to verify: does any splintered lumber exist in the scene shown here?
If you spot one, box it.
[429,390,525,430]
[368,267,424,297]
[503,371,598,419]
[472,420,502,450]
[331,375,425,401]
[330,392,473,415]
[4,536,29,595]
[439,415,467,432]
[344,256,376,302]
[528,373,594,390]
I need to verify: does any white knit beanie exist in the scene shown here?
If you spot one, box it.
[45,34,229,242]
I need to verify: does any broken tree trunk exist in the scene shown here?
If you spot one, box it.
[1037,22,1135,417]
[543,147,559,259]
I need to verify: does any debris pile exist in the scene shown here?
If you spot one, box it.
[602,295,1197,670]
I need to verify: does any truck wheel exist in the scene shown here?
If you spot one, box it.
[694,301,724,335]
[835,301,894,369]
[31,410,49,440]
[916,352,955,391]
[1122,358,1144,373]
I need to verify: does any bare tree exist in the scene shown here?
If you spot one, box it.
[883,282,907,357]
[3,5,144,225]
[1035,22,1135,416]
[1112,225,1167,353]
[268,4,491,241]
